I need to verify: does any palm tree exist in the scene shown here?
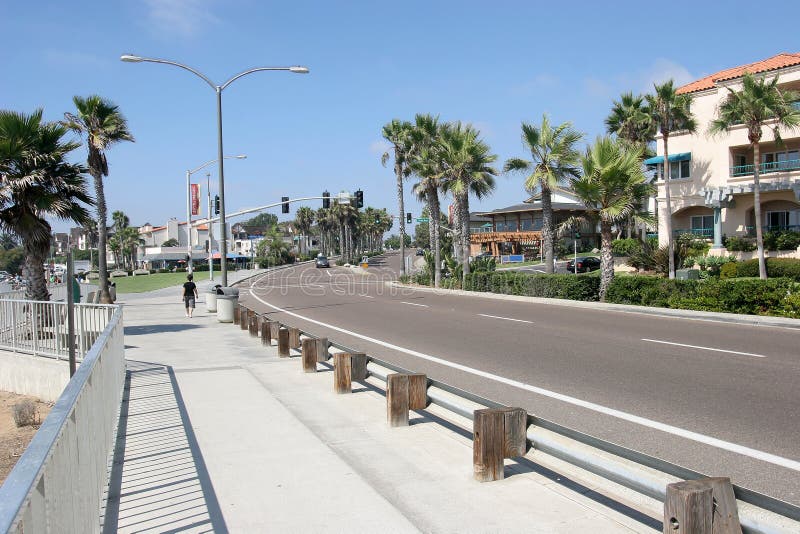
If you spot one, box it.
[111,210,129,268]
[382,119,413,275]
[438,122,498,284]
[294,206,315,254]
[708,73,800,279]
[646,81,696,279]
[605,92,655,150]
[63,95,134,303]
[409,114,443,286]
[0,109,92,300]
[504,115,583,273]
[570,137,654,301]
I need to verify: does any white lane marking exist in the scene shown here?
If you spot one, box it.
[478,313,533,324]
[326,270,332,278]
[642,339,766,358]
[361,295,375,299]
[249,290,800,472]
[401,301,429,308]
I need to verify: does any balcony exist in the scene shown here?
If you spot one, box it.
[673,228,714,238]
[730,159,800,177]
[745,225,800,237]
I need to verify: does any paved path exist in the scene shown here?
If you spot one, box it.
[100,270,657,533]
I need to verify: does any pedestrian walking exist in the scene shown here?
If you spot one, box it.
[182,274,199,318]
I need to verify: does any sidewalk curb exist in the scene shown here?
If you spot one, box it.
[387,281,800,330]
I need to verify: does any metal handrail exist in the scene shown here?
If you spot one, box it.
[248,309,800,531]
[731,158,800,177]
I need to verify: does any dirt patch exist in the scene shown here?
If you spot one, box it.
[0,391,52,485]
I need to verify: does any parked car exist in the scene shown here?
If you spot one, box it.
[566,256,601,273]
[315,255,330,268]
[415,248,425,256]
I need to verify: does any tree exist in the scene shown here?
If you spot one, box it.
[0,232,19,250]
[646,80,696,279]
[504,115,583,273]
[382,119,413,275]
[0,109,92,300]
[63,95,134,303]
[708,73,800,279]
[385,233,411,249]
[111,210,129,268]
[255,225,291,267]
[605,92,655,151]
[438,122,497,284]
[409,114,443,286]
[162,238,179,247]
[294,206,315,254]
[569,137,654,301]
[242,212,278,228]
[0,247,25,274]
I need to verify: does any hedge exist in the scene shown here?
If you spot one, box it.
[735,258,800,281]
[464,271,600,301]
[604,277,699,308]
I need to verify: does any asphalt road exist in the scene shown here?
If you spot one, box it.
[239,252,800,505]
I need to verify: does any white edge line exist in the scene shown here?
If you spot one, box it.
[248,286,800,472]
[642,338,766,358]
[400,301,429,307]
[478,313,533,324]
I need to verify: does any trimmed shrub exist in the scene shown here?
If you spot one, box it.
[719,262,738,279]
[464,271,600,301]
[611,238,642,257]
[669,278,799,316]
[735,258,800,281]
[605,277,699,308]
[725,236,756,252]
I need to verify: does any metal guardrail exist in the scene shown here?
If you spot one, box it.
[0,304,125,534]
[0,283,68,302]
[242,299,800,534]
[0,299,115,360]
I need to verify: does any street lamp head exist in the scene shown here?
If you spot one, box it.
[235,155,247,159]
[289,66,310,74]
[120,54,143,63]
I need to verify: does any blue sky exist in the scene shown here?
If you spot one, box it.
[3,0,799,234]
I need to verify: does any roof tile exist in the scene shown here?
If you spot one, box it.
[677,52,800,94]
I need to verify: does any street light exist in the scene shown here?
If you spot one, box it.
[186,155,246,273]
[121,53,309,285]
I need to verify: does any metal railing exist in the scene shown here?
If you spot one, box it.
[0,299,115,360]
[0,283,68,302]
[242,301,800,534]
[731,158,800,177]
[745,224,800,236]
[0,304,125,534]
[673,228,714,237]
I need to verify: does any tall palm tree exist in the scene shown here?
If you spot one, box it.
[382,119,413,275]
[605,92,656,150]
[111,210,129,268]
[504,115,583,273]
[0,109,93,300]
[294,206,315,254]
[63,95,134,303]
[570,137,654,301]
[708,73,800,279]
[409,114,442,286]
[438,122,498,283]
[646,81,696,279]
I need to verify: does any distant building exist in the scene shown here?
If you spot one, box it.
[138,219,212,268]
[51,233,70,255]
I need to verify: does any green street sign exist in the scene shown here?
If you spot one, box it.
[416,217,429,223]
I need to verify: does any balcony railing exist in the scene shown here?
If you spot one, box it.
[745,224,800,236]
[730,158,800,177]
[673,228,714,237]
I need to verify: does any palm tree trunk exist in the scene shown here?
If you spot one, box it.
[542,187,554,274]
[428,186,441,288]
[93,171,112,302]
[458,193,471,284]
[23,238,50,301]
[752,142,767,279]
[452,198,462,264]
[662,134,675,280]
[599,220,614,302]
[396,157,406,275]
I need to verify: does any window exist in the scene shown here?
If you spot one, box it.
[762,150,799,171]
[734,155,747,168]
[669,160,691,179]
[766,211,789,229]
[520,217,533,231]
[690,215,714,230]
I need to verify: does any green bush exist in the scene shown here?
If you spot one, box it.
[724,236,756,252]
[719,262,738,279]
[611,238,642,257]
[464,271,600,301]
[775,232,800,251]
[605,277,699,307]
[734,258,800,281]
[669,278,799,317]
[157,268,170,274]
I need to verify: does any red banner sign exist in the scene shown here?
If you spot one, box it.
[191,183,200,215]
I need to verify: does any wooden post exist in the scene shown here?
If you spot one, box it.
[249,314,258,336]
[261,319,272,346]
[473,407,528,482]
[333,353,352,394]
[233,305,240,325]
[350,353,367,381]
[664,480,713,534]
[301,338,318,372]
[387,374,409,427]
[240,307,249,330]
[408,374,427,410]
[269,322,281,345]
[288,327,300,350]
[316,337,329,362]
[278,328,290,357]
[705,477,742,534]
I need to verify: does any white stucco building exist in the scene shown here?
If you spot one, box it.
[650,52,800,256]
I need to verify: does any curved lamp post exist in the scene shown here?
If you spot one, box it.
[186,155,246,274]
[121,54,309,285]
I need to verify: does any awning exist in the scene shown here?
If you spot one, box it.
[644,152,691,166]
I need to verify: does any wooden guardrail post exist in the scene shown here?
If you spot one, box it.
[261,319,273,346]
[233,305,240,325]
[249,314,258,337]
[269,322,281,345]
[288,327,301,350]
[240,307,249,330]
[278,328,290,357]
[664,477,740,534]
[386,373,427,427]
[332,352,368,394]
[301,338,318,372]
[473,407,527,482]
[316,337,329,362]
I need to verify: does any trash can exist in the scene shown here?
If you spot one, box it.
[206,284,222,312]
[216,287,240,323]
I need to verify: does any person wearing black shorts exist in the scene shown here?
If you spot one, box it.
[182,274,199,318]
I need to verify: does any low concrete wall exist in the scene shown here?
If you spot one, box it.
[708,247,800,259]
[0,351,69,402]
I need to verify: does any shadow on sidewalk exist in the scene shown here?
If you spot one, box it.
[125,324,203,336]
[102,360,228,533]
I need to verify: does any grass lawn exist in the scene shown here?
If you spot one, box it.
[101,272,199,294]
[497,260,543,269]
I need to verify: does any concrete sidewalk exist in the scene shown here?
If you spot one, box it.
[102,271,659,533]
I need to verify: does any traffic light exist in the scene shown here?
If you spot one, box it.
[355,189,364,208]
[322,191,330,209]
[406,212,412,224]
[281,196,290,214]
[214,195,220,214]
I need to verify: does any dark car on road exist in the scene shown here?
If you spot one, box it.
[315,255,330,268]
[566,256,600,273]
